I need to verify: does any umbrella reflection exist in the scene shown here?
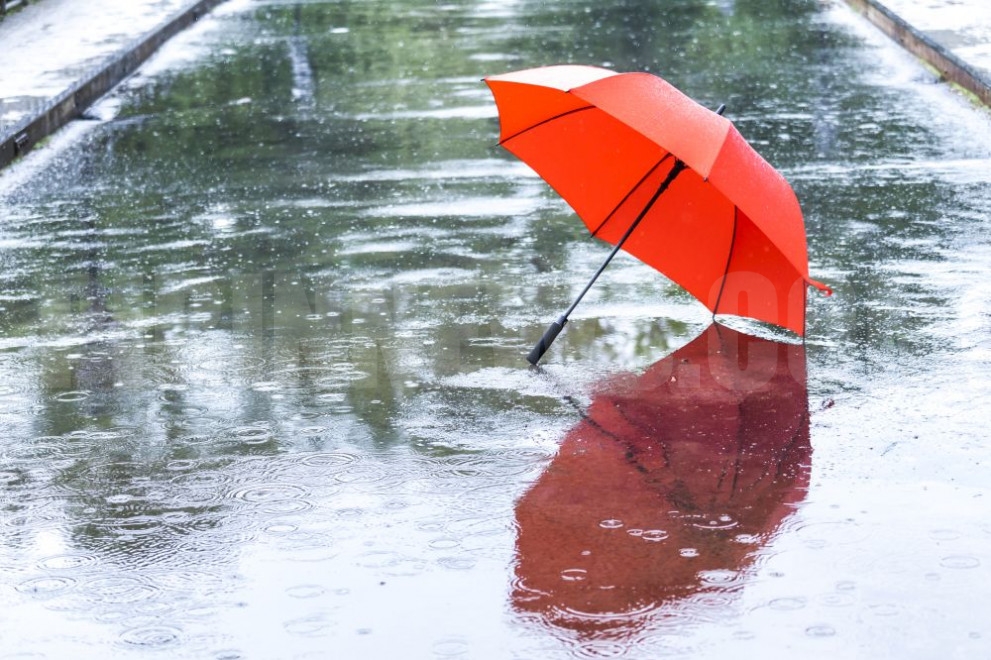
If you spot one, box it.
[513,324,811,637]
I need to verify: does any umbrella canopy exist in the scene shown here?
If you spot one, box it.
[485,65,829,350]
[512,324,811,635]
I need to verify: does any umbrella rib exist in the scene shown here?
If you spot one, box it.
[589,153,674,239]
[559,393,672,473]
[773,407,811,481]
[497,105,596,146]
[728,402,748,497]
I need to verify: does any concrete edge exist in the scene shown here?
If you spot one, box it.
[0,0,30,16]
[0,0,229,170]
[844,0,991,108]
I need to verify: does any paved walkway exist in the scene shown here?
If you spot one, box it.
[845,0,991,106]
[0,0,989,169]
[0,0,227,167]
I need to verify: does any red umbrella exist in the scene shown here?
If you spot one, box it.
[512,324,811,636]
[484,65,830,363]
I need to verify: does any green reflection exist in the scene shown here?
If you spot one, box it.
[0,0,982,595]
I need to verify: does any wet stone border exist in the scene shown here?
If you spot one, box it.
[1,0,29,16]
[844,0,991,108]
[0,0,230,170]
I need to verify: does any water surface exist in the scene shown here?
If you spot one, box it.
[1,0,990,657]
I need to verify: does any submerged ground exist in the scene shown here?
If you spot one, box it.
[1,0,990,657]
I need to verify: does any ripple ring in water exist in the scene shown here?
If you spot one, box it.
[54,390,90,403]
[333,465,392,485]
[299,451,360,470]
[283,614,334,637]
[286,584,326,599]
[83,575,160,605]
[170,470,236,505]
[940,555,981,569]
[119,624,182,648]
[230,425,274,445]
[15,575,77,596]
[36,553,99,571]
[571,639,633,658]
[554,600,658,623]
[228,482,309,503]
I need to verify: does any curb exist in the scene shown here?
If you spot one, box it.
[0,0,30,16]
[0,0,228,169]
[844,0,991,108]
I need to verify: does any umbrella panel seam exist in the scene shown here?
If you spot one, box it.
[498,105,596,147]
[590,153,674,239]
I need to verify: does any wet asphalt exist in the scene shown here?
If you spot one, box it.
[2,0,989,169]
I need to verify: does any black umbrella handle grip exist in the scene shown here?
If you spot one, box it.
[527,316,568,365]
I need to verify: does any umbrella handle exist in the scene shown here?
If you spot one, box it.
[527,315,568,365]
[526,158,688,365]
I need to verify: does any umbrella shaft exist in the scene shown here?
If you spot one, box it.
[563,158,687,320]
[527,157,686,365]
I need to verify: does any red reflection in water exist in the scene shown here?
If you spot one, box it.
[513,324,811,637]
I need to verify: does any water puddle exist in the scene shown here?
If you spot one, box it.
[1,0,990,657]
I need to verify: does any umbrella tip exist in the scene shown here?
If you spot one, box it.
[808,278,833,297]
[715,103,726,116]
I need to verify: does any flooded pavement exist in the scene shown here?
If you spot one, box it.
[1,0,991,657]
